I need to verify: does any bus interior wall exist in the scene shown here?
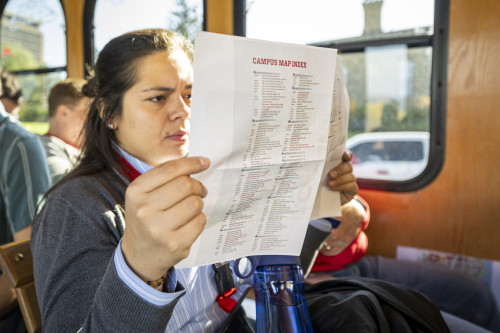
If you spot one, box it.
[360,0,500,262]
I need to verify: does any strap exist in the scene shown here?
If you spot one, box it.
[213,262,238,313]
[141,271,168,289]
[216,286,255,333]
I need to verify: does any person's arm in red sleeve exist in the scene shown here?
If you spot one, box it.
[307,196,370,280]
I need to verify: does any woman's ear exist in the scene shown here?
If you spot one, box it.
[97,99,118,130]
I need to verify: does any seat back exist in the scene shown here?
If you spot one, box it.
[0,240,41,333]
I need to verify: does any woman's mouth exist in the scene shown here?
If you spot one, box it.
[167,131,189,142]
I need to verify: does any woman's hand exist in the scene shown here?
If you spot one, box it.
[121,156,210,282]
[319,198,365,256]
[327,151,358,205]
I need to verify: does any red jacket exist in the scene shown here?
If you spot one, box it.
[311,196,370,272]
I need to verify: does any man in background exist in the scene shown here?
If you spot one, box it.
[40,78,90,184]
[0,73,51,332]
[0,72,24,118]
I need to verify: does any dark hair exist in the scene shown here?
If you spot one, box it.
[48,78,87,117]
[0,71,24,105]
[54,29,193,188]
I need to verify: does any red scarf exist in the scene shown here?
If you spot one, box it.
[116,153,141,181]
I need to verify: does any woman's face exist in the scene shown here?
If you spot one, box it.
[114,49,192,167]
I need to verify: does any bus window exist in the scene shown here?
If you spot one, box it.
[88,0,204,66]
[0,0,66,128]
[244,0,449,191]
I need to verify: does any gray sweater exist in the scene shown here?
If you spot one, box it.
[31,170,182,332]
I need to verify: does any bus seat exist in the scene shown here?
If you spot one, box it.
[0,239,41,333]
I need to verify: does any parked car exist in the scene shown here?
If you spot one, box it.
[346,132,430,181]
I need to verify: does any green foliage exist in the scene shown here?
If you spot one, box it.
[376,100,429,132]
[168,0,201,43]
[379,100,399,131]
[1,43,63,122]
[17,75,51,122]
[349,101,367,133]
[1,43,39,71]
[21,121,49,135]
[399,105,429,131]
[350,99,429,134]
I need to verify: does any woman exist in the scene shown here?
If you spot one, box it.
[31,29,359,332]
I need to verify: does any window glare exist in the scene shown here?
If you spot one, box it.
[94,0,203,54]
[342,45,431,136]
[246,0,434,45]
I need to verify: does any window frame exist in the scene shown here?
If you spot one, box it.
[83,0,96,74]
[239,0,449,192]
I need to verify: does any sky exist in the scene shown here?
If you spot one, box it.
[2,0,433,68]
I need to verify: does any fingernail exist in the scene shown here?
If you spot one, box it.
[330,170,338,178]
[199,157,209,167]
[344,150,353,160]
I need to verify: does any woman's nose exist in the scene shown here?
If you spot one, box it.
[168,95,191,121]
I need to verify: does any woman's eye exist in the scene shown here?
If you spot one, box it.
[183,94,192,105]
[149,95,165,103]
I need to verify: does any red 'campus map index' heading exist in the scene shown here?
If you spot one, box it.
[253,57,307,68]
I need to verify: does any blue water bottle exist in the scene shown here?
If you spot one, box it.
[235,255,314,333]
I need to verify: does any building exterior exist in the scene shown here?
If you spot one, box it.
[1,11,43,65]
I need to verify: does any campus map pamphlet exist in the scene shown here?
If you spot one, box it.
[178,31,349,268]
